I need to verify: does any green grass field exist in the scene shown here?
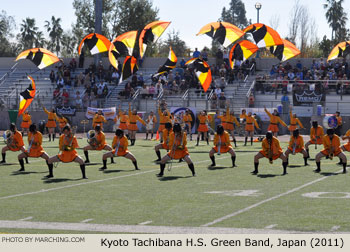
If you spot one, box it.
[0,136,350,234]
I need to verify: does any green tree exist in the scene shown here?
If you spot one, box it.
[34,31,46,48]
[19,18,39,49]
[324,0,348,41]
[219,0,249,29]
[61,30,78,57]
[45,16,63,54]
[319,35,333,58]
[157,30,188,57]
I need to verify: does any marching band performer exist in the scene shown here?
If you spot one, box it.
[128,103,146,146]
[99,129,139,171]
[244,112,260,146]
[226,106,240,147]
[315,128,347,174]
[284,129,308,166]
[218,110,228,131]
[196,110,210,146]
[340,128,350,164]
[335,111,342,136]
[264,106,287,137]
[47,125,86,179]
[1,123,28,164]
[209,125,236,167]
[17,123,50,172]
[145,111,157,140]
[43,106,58,141]
[183,109,193,141]
[92,110,107,129]
[288,106,304,135]
[253,131,288,175]
[83,125,114,164]
[305,121,324,158]
[154,122,172,161]
[118,105,129,137]
[157,123,195,177]
[157,103,171,142]
[20,111,32,136]
[57,114,68,135]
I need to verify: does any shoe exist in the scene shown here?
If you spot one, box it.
[154,159,161,162]
[82,176,88,179]
[99,167,106,171]
[135,168,140,170]
[282,172,288,175]
[156,173,163,177]
[0,160,5,164]
[84,160,90,164]
[192,173,196,177]
[18,168,25,172]
[232,164,237,167]
[251,170,258,175]
[314,168,321,173]
[45,174,53,178]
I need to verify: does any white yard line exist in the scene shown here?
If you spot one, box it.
[80,219,94,223]
[265,224,278,229]
[138,221,153,225]
[17,216,33,221]
[0,156,234,201]
[202,168,345,227]
[0,220,314,234]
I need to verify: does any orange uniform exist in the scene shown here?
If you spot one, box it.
[7,131,24,151]
[158,107,171,131]
[288,135,305,153]
[336,115,342,127]
[21,114,32,129]
[288,111,304,132]
[112,135,129,156]
[118,110,129,130]
[26,132,45,157]
[92,114,107,129]
[259,137,283,160]
[58,117,68,129]
[342,129,350,151]
[58,134,79,162]
[245,115,259,132]
[167,132,189,159]
[44,108,57,128]
[162,128,173,150]
[213,131,232,153]
[321,135,342,157]
[183,114,192,129]
[92,131,107,150]
[226,108,240,131]
[128,108,146,131]
[218,114,228,129]
[265,108,287,133]
[240,112,247,122]
[197,114,209,132]
[310,126,324,144]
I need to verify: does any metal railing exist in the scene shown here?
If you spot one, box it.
[182,89,189,100]
[157,88,164,100]
[132,88,140,100]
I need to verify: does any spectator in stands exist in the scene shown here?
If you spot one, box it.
[163,81,171,95]
[223,49,229,67]
[74,91,83,109]
[53,87,61,107]
[155,80,163,97]
[149,84,156,98]
[167,70,174,83]
[111,70,120,84]
[179,79,187,92]
[215,86,222,96]
[57,76,64,89]
[50,70,55,84]
[103,85,109,98]
[77,72,84,87]
[174,72,181,84]
[219,92,226,109]
[137,73,144,87]
[79,51,84,68]
[218,77,227,91]
[180,58,186,68]
[216,49,224,67]
[201,48,208,61]
[296,60,302,70]
[69,58,77,72]
[62,89,69,106]
[124,82,132,99]
[172,80,179,94]
[211,93,218,109]
[248,94,255,108]
[90,93,98,107]
[193,48,200,58]
[140,85,149,99]
[219,64,226,78]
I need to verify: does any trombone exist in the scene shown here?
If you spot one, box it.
[268,140,273,164]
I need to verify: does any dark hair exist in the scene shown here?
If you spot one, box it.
[62,125,71,132]
[312,121,318,128]
[95,125,101,132]
[29,123,37,132]
[115,129,124,137]
[165,122,172,130]
[173,123,182,133]
[327,128,335,135]
[217,124,224,135]
[10,123,16,132]
[293,129,299,138]
[266,131,273,140]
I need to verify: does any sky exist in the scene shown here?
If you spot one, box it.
[1,0,348,51]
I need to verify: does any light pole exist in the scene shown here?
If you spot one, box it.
[255,2,262,58]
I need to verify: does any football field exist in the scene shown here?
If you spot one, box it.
[0,135,350,234]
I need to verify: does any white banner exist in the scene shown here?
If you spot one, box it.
[170,107,197,133]
[85,107,116,120]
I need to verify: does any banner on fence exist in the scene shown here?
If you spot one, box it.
[85,107,116,120]
[56,106,76,116]
[293,90,325,106]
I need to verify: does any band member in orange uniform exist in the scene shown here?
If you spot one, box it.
[209,125,236,167]
[92,110,107,129]
[253,131,288,175]
[99,129,139,171]
[305,121,324,158]
[196,111,210,146]
[128,103,146,146]
[43,106,58,141]
[226,106,240,147]
[244,112,260,146]
[154,122,172,161]
[83,125,113,164]
[17,123,50,172]
[288,106,304,135]
[183,109,193,141]
[218,110,228,131]
[47,125,86,179]
[146,111,157,140]
[335,111,342,136]
[264,106,287,137]
[20,111,32,136]
[157,104,171,142]
[157,123,195,177]
[284,129,308,166]
[315,128,347,173]
[118,105,129,137]
[57,114,68,135]
[1,123,27,164]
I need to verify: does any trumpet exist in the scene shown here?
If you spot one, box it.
[329,146,334,160]
[87,130,98,147]
[3,130,13,147]
[268,140,273,164]
[217,137,221,155]
[292,141,297,155]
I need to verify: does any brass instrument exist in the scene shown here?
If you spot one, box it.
[87,130,98,147]
[268,139,273,164]
[217,135,221,155]
[292,140,297,155]
[3,130,13,147]
[329,146,334,160]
